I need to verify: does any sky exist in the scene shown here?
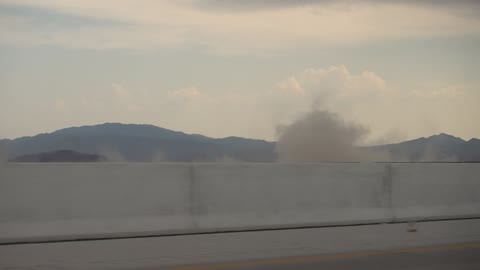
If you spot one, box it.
[0,0,479,143]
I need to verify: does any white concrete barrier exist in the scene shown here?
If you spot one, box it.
[0,163,479,243]
[192,163,391,229]
[391,163,480,221]
[0,163,194,243]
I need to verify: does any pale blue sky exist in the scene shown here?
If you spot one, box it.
[1,1,479,142]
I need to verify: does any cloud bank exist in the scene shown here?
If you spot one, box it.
[196,0,480,12]
[1,0,480,53]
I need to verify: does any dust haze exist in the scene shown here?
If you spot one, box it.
[98,147,125,162]
[276,110,390,162]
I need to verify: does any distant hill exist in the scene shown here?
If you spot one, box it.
[369,133,480,162]
[1,124,479,162]
[0,123,276,162]
[10,150,105,162]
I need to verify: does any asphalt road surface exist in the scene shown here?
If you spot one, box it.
[1,219,480,270]
[171,242,480,270]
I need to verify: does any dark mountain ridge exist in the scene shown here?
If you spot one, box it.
[0,123,276,162]
[371,133,480,162]
[2,124,479,162]
[10,150,105,162]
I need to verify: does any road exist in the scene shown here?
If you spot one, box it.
[1,219,480,269]
[171,242,480,270]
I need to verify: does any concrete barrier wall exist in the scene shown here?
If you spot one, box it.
[193,164,391,229]
[391,163,480,221]
[0,163,479,243]
[0,163,194,243]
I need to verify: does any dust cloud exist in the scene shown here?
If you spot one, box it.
[275,110,390,162]
[98,147,125,162]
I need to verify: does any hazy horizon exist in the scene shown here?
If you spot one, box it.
[0,121,475,143]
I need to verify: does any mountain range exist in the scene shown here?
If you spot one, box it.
[1,123,479,162]
[370,133,480,162]
[0,123,276,162]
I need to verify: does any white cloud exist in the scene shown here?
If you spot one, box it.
[408,86,467,99]
[1,1,480,52]
[111,83,130,98]
[276,77,305,95]
[53,98,67,112]
[169,86,202,99]
[270,65,389,113]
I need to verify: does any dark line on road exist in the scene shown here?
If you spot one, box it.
[1,217,479,246]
